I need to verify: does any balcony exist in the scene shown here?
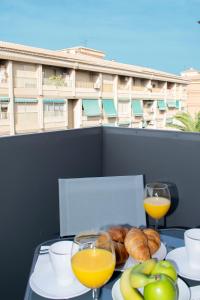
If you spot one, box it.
[132,85,145,91]
[76,81,94,88]
[14,77,37,88]
[1,127,200,299]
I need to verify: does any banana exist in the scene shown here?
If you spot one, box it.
[120,267,143,300]
[130,259,157,288]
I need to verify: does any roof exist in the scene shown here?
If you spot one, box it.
[0,41,189,84]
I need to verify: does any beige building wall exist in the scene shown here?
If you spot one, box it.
[181,68,200,116]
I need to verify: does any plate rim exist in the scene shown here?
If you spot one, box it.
[166,246,200,281]
[29,260,90,299]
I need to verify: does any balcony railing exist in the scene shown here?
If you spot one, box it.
[102,84,113,93]
[76,81,94,88]
[2,127,200,300]
[14,77,37,88]
[132,85,145,91]
[43,78,72,88]
[118,84,129,90]
[0,112,8,119]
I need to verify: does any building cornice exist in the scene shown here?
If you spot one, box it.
[0,41,189,84]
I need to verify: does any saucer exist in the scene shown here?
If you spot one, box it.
[117,242,167,272]
[166,247,200,281]
[29,254,90,299]
[112,277,190,300]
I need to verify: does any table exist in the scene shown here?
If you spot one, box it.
[24,228,199,300]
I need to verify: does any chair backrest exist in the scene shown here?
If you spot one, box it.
[58,175,145,236]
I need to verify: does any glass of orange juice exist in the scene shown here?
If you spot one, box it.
[71,230,116,300]
[144,182,171,230]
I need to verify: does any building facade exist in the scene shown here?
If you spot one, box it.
[181,68,200,116]
[0,41,188,135]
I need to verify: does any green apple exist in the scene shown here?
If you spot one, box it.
[144,274,178,300]
[151,260,177,282]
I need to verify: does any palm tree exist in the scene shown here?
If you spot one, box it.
[168,112,200,132]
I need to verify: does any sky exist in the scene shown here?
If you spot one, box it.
[0,0,200,75]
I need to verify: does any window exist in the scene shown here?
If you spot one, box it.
[15,103,37,113]
[13,63,37,88]
[118,101,129,115]
[44,103,65,117]
[0,104,8,119]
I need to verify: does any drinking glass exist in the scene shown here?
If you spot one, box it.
[71,230,116,300]
[144,182,171,230]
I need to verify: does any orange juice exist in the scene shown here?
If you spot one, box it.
[71,248,115,288]
[144,197,171,219]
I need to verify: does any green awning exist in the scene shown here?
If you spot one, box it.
[176,100,181,109]
[167,100,176,108]
[102,99,117,117]
[132,100,143,116]
[82,99,100,117]
[15,98,38,103]
[43,99,65,104]
[157,100,166,110]
[0,96,9,102]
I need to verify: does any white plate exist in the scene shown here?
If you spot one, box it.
[191,285,200,300]
[117,242,167,271]
[112,277,191,300]
[29,256,90,299]
[166,247,200,281]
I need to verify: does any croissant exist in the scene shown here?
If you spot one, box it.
[107,226,129,243]
[143,228,161,255]
[124,228,151,261]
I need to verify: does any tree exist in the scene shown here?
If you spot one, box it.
[168,112,200,132]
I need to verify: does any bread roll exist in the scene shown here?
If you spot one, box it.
[124,228,151,261]
[113,241,129,266]
[106,226,129,266]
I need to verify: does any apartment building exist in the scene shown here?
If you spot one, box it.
[181,68,200,116]
[0,41,188,135]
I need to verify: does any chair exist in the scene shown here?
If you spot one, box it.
[58,175,146,236]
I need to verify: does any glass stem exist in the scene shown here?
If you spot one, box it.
[155,219,159,230]
[92,288,99,300]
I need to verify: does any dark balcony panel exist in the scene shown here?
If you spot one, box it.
[0,127,102,300]
[102,127,200,228]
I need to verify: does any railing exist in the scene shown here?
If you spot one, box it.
[76,81,94,88]
[152,88,163,93]
[118,84,129,90]
[102,84,113,93]
[14,77,37,88]
[0,112,8,119]
[43,78,72,88]
[132,86,145,91]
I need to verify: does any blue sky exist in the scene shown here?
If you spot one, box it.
[0,0,200,74]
